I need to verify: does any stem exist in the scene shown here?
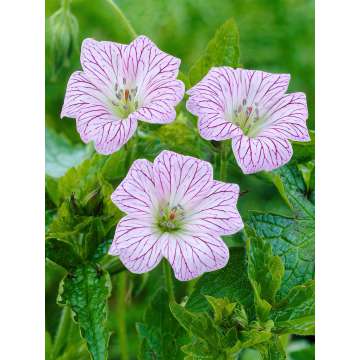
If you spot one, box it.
[219,142,228,181]
[117,272,129,360]
[104,0,137,39]
[61,0,71,11]
[52,306,72,358]
[163,260,175,302]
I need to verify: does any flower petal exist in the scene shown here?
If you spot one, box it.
[260,92,310,141]
[76,110,137,155]
[111,159,158,217]
[232,134,293,174]
[186,181,244,236]
[162,232,229,281]
[153,151,213,209]
[61,71,109,118]
[109,216,164,274]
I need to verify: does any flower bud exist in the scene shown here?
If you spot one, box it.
[47,0,79,74]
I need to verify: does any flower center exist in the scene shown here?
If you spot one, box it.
[157,204,185,233]
[111,79,139,118]
[232,99,265,137]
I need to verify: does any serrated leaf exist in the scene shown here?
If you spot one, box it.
[249,166,314,297]
[57,264,112,360]
[189,18,240,86]
[45,128,92,178]
[271,280,315,335]
[256,335,286,360]
[45,238,82,270]
[186,247,253,315]
[137,288,186,360]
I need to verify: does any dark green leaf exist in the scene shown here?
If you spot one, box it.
[45,128,92,178]
[45,238,82,270]
[189,18,240,86]
[186,247,253,315]
[57,264,112,360]
[137,288,186,360]
[271,280,315,335]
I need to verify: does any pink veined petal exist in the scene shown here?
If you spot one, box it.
[153,150,213,209]
[162,232,229,281]
[76,111,137,155]
[61,71,109,118]
[80,38,125,96]
[232,134,293,174]
[238,69,290,109]
[109,216,164,274]
[111,159,159,217]
[186,181,244,236]
[260,92,310,141]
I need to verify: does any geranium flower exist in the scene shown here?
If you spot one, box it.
[61,36,185,154]
[108,150,244,281]
[186,67,310,174]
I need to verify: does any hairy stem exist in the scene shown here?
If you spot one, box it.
[117,272,129,360]
[163,260,175,302]
[52,305,72,358]
[104,0,137,39]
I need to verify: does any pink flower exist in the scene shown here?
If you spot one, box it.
[186,67,310,174]
[109,151,244,281]
[61,36,185,154]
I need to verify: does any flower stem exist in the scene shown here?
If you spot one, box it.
[117,272,129,360]
[163,260,175,302]
[219,142,228,181]
[104,0,137,39]
[52,305,72,358]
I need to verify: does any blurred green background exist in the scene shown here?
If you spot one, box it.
[45,0,314,359]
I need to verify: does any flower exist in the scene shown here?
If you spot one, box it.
[108,150,244,281]
[186,67,310,174]
[61,36,185,154]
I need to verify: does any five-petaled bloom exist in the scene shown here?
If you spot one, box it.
[108,150,244,281]
[186,67,310,174]
[61,36,184,154]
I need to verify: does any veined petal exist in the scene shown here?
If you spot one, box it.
[111,159,158,217]
[232,134,293,174]
[186,181,244,236]
[109,216,164,274]
[162,232,229,281]
[260,92,310,141]
[61,71,109,118]
[153,151,213,209]
[76,111,137,155]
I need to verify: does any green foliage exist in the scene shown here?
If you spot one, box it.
[137,288,186,359]
[186,247,253,315]
[189,18,240,86]
[57,264,112,360]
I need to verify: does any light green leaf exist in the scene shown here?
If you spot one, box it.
[45,128,92,178]
[189,18,240,86]
[256,335,286,360]
[271,280,315,335]
[186,247,253,315]
[137,288,186,360]
[57,264,112,360]
[205,296,237,324]
[45,331,53,360]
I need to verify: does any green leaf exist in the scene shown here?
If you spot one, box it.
[45,331,53,360]
[288,341,315,360]
[186,247,253,315]
[271,280,315,335]
[45,128,92,178]
[189,18,240,86]
[205,296,237,324]
[256,335,286,360]
[170,302,221,349]
[291,130,315,164]
[45,238,82,270]
[247,232,284,321]
[137,288,186,360]
[57,264,112,360]
[249,166,314,297]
